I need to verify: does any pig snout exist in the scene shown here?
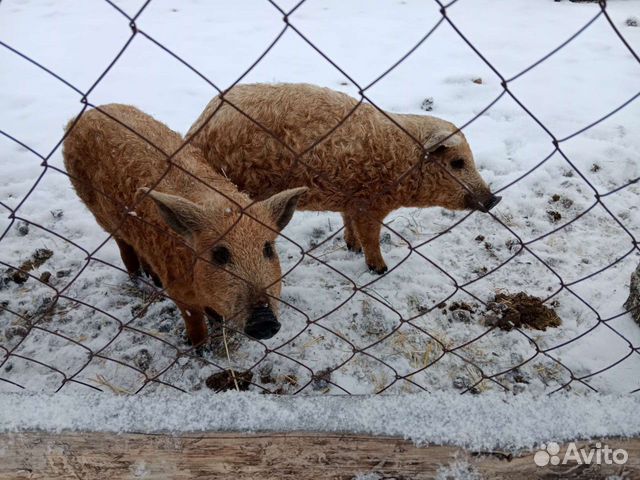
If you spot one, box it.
[244,305,281,340]
[464,192,502,213]
[482,194,502,212]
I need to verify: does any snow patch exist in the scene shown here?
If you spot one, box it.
[0,391,639,450]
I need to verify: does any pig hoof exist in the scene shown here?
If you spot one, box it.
[185,336,208,354]
[185,341,208,357]
[346,242,362,253]
[142,270,161,287]
[194,345,208,357]
[368,263,388,275]
[141,265,163,287]
[128,271,142,283]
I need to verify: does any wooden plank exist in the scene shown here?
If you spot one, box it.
[0,432,638,479]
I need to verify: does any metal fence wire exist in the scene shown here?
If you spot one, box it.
[1,0,639,396]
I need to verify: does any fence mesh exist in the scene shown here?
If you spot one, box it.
[0,0,639,396]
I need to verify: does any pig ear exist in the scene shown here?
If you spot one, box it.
[139,188,206,237]
[424,130,462,154]
[258,187,308,231]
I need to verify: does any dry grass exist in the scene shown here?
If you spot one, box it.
[222,322,240,392]
[92,374,133,395]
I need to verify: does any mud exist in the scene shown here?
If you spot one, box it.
[486,292,562,331]
[205,369,253,392]
[6,248,54,284]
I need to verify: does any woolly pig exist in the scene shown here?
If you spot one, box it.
[187,83,500,274]
[63,104,306,346]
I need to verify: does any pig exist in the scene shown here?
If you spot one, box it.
[63,104,307,346]
[187,83,501,274]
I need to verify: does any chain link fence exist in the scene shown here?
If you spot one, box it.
[0,0,639,396]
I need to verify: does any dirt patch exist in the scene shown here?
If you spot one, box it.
[550,194,573,209]
[6,248,54,284]
[311,368,332,391]
[448,301,475,313]
[258,365,300,394]
[485,292,561,331]
[420,97,434,111]
[39,271,52,284]
[546,210,562,223]
[624,262,640,327]
[205,370,253,392]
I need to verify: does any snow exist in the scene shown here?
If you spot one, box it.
[0,0,639,439]
[0,390,639,450]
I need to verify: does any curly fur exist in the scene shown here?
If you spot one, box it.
[187,83,497,273]
[63,104,306,346]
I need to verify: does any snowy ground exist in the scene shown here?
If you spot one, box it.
[0,0,639,407]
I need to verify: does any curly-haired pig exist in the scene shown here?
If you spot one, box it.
[187,83,500,274]
[63,104,307,346]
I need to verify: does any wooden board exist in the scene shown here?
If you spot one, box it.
[0,432,638,479]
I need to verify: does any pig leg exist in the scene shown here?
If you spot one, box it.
[353,214,388,274]
[178,304,208,347]
[140,258,163,288]
[115,238,141,276]
[341,212,362,253]
[115,238,163,287]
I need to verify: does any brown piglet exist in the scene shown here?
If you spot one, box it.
[63,104,306,347]
[187,83,501,274]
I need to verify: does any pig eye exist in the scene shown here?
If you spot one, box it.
[450,158,465,170]
[263,241,275,260]
[211,246,231,266]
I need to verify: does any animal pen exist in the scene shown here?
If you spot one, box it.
[0,0,639,478]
